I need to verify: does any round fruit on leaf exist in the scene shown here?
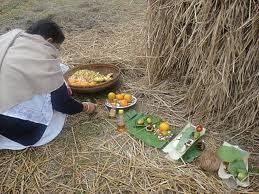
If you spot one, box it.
[237,171,247,182]
[196,124,203,132]
[108,92,116,100]
[119,99,128,107]
[137,119,145,125]
[146,117,152,124]
[159,122,170,131]
[124,94,133,103]
[116,94,124,100]
[194,131,200,139]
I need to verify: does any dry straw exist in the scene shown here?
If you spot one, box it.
[146,0,259,150]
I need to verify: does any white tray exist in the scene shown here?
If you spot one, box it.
[163,123,206,160]
[218,142,250,187]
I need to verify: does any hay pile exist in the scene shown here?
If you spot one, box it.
[146,0,259,150]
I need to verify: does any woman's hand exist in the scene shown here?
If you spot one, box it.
[82,102,97,114]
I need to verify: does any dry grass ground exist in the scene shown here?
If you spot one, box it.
[0,0,258,193]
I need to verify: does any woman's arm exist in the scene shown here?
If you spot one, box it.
[51,83,83,114]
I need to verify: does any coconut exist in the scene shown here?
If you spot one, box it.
[199,150,221,172]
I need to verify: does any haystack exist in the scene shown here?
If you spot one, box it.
[147,0,259,149]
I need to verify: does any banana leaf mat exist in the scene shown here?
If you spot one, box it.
[124,110,173,149]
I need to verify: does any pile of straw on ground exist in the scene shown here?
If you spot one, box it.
[147,0,259,150]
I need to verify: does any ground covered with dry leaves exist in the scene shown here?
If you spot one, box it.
[0,0,258,193]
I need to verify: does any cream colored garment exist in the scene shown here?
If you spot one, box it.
[0,29,64,112]
[2,64,70,125]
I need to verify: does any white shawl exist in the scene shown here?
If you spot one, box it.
[0,29,64,112]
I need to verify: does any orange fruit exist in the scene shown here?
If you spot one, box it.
[108,92,116,100]
[124,94,132,103]
[119,99,128,107]
[159,122,170,131]
[116,94,124,100]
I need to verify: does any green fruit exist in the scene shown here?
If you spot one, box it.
[137,119,144,125]
[194,131,200,139]
[146,117,152,124]
[237,169,247,174]
[237,171,247,182]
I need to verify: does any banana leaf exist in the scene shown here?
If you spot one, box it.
[182,140,202,163]
[228,159,248,178]
[216,145,249,162]
[125,110,172,149]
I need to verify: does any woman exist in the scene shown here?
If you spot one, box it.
[0,19,96,150]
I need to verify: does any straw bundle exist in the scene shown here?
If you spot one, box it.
[147,0,259,147]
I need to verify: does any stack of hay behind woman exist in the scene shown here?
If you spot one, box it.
[146,0,259,147]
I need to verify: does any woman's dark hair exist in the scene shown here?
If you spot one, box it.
[26,19,65,44]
